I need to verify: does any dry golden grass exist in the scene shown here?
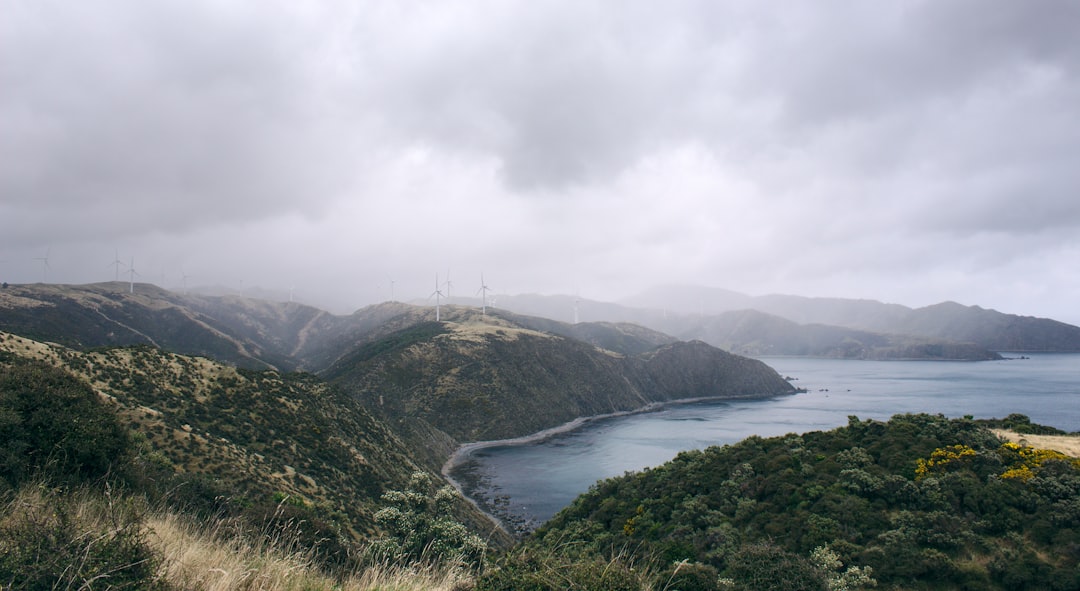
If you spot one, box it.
[147,510,473,591]
[2,484,472,591]
[993,429,1080,457]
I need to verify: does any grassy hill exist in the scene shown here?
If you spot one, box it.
[0,331,479,546]
[323,307,795,455]
[0,282,311,369]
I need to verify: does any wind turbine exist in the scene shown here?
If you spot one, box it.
[180,269,192,295]
[109,249,125,282]
[127,256,139,294]
[444,268,453,300]
[477,272,492,316]
[430,272,445,321]
[33,248,51,283]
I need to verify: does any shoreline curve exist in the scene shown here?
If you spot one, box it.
[440,391,792,535]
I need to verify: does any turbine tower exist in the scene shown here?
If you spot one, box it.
[444,268,453,300]
[127,257,139,294]
[430,272,445,321]
[33,248,51,283]
[477,272,492,316]
[109,249,125,282]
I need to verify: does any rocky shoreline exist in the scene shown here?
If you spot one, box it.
[440,391,794,536]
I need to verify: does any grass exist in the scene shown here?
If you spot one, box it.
[993,429,1080,457]
[1,485,474,591]
[148,510,474,591]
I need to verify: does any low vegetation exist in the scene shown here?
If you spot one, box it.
[0,351,480,589]
[508,413,1079,590]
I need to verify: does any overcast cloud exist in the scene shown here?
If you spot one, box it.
[3,0,1079,324]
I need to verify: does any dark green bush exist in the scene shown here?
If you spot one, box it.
[725,542,825,591]
[476,548,644,591]
[0,361,132,488]
[656,561,720,591]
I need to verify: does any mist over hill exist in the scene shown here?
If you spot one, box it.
[486,286,1080,357]
[7,281,1074,364]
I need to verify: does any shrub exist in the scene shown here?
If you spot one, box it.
[724,542,826,591]
[0,361,131,488]
[476,547,645,591]
[657,560,721,591]
[371,472,487,568]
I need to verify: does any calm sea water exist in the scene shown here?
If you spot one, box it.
[450,354,1080,530]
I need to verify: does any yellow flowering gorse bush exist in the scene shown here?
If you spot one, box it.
[997,441,1078,482]
[914,444,977,480]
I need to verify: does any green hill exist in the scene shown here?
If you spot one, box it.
[0,282,313,369]
[510,413,1080,590]
[323,307,795,460]
[0,331,480,545]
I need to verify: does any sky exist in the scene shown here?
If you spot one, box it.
[3,1,1080,324]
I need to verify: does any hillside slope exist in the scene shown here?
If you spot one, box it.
[323,308,796,455]
[0,282,318,369]
[0,331,488,542]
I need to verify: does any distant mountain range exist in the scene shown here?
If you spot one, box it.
[483,285,1080,358]
[6,281,1080,366]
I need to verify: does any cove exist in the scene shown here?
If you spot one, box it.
[447,353,1080,533]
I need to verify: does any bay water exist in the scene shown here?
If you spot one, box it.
[449,353,1080,531]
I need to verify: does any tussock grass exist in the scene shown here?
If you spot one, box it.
[1,485,473,591]
[147,505,474,591]
[0,484,162,590]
